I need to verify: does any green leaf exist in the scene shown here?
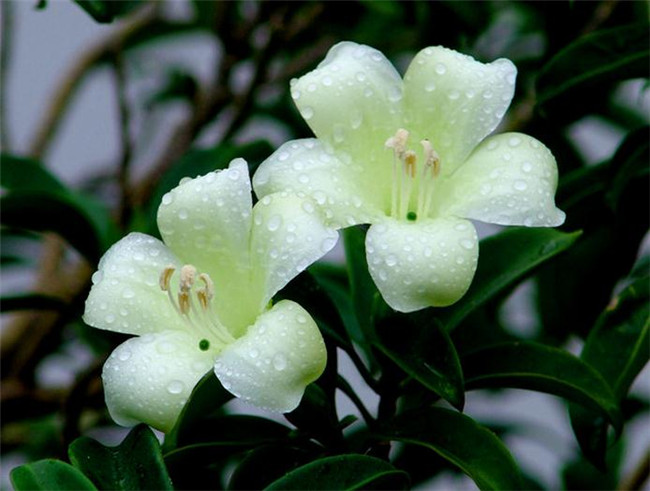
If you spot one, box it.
[10,459,97,491]
[229,445,316,490]
[72,0,142,23]
[373,312,464,409]
[162,372,233,452]
[440,228,581,331]
[462,341,622,430]
[381,408,522,490]
[1,192,105,263]
[68,425,173,490]
[570,275,649,467]
[0,294,66,313]
[265,454,409,490]
[606,126,650,211]
[1,154,67,193]
[1,154,118,263]
[343,225,386,337]
[537,23,650,118]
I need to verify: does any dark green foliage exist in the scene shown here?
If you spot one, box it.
[4,1,648,490]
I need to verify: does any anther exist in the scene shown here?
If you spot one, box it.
[178,291,191,315]
[159,266,175,291]
[404,151,417,178]
[180,265,197,292]
[421,139,440,177]
[385,128,410,160]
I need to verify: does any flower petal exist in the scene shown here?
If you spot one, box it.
[102,330,214,433]
[251,192,339,304]
[213,300,326,412]
[439,133,566,227]
[253,138,384,228]
[403,46,516,173]
[365,217,478,312]
[291,41,402,188]
[157,158,260,334]
[83,233,182,335]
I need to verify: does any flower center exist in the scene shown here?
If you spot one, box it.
[159,264,235,350]
[385,128,440,222]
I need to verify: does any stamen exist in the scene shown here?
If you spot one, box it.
[386,129,411,218]
[417,139,442,219]
[178,291,191,315]
[159,266,175,291]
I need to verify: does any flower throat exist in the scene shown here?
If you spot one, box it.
[385,128,441,222]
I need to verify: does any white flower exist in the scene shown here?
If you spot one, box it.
[84,159,337,432]
[253,42,565,312]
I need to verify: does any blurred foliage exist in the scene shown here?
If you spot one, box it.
[2,1,649,490]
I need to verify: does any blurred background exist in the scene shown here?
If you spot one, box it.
[1,1,649,489]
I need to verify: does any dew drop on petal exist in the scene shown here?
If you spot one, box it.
[322,76,333,86]
[522,161,533,173]
[278,151,289,162]
[508,136,521,147]
[267,215,282,232]
[105,313,115,324]
[91,271,103,284]
[514,180,528,191]
[385,255,397,267]
[273,353,287,371]
[301,106,314,120]
[249,348,259,359]
[460,238,475,250]
[167,380,184,395]
[162,193,173,206]
[435,63,447,74]
[122,288,135,299]
[425,82,436,92]
[117,348,132,361]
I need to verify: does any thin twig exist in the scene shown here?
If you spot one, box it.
[336,375,375,427]
[29,3,159,159]
[111,49,134,228]
[618,449,650,491]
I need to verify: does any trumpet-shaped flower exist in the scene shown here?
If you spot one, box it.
[253,42,565,312]
[84,159,337,432]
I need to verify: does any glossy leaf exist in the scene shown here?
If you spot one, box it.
[462,341,622,430]
[10,459,97,491]
[229,445,316,490]
[440,228,581,331]
[68,425,173,490]
[162,372,233,452]
[0,154,67,194]
[570,275,649,467]
[373,312,464,409]
[265,454,409,490]
[537,23,650,117]
[73,0,142,23]
[381,407,522,490]
[1,192,109,263]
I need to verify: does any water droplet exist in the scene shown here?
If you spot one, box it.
[364,87,374,98]
[514,180,528,191]
[480,184,492,196]
[278,151,289,161]
[302,201,315,214]
[385,255,397,267]
[424,247,433,258]
[267,215,282,231]
[350,111,363,129]
[273,353,287,371]
[228,169,240,181]
[425,82,436,92]
[178,209,188,220]
[298,174,310,184]
[460,239,475,250]
[118,348,131,361]
[355,72,366,82]
[435,63,447,75]
[249,348,259,359]
[122,288,135,299]
[388,86,402,102]
[508,136,521,147]
[482,89,493,99]
[105,313,115,324]
[291,89,301,100]
[487,140,499,150]
[162,193,173,205]
[91,271,103,284]
[301,106,314,120]
[448,90,460,100]
[456,257,465,265]
[322,76,333,86]
[521,161,533,173]
[297,315,307,324]
[307,83,317,92]
[333,127,345,143]
[167,380,184,395]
